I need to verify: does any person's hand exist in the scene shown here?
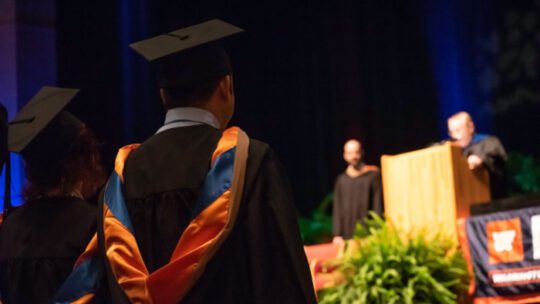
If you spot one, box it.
[332,236,344,244]
[467,154,483,170]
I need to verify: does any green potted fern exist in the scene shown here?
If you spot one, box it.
[318,213,469,304]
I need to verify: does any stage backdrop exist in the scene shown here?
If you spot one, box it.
[45,0,540,212]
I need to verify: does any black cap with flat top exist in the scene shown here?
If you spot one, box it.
[129,19,244,88]
[8,86,81,154]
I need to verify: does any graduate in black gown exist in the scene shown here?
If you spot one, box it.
[99,20,316,303]
[447,111,507,199]
[333,139,383,239]
[0,87,106,303]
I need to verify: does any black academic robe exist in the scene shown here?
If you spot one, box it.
[0,197,97,304]
[333,170,383,239]
[103,125,316,303]
[463,134,507,199]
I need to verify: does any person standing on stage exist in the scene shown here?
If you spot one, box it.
[447,111,507,199]
[333,139,383,239]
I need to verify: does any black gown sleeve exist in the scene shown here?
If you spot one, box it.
[333,176,343,237]
[467,136,508,199]
[467,136,506,175]
[371,171,384,215]
[240,148,317,303]
[480,137,507,178]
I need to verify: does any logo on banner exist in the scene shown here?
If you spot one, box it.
[487,218,524,264]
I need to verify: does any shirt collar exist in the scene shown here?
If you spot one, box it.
[156,107,220,134]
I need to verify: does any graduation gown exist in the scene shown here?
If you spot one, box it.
[103,124,316,303]
[333,170,383,239]
[463,134,507,199]
[0,197,97,304]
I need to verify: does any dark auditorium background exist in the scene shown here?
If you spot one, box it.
[1,0,539,213]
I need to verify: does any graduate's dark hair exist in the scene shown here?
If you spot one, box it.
[23,125,106,202]
[160,75,225,109]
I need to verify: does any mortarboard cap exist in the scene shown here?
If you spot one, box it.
[8,86,82,158]
[129,19,244,88]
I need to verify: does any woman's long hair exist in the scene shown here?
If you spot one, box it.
[23,125,106,202]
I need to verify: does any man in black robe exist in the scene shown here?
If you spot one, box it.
[447,111,507,199]
[100,20,316,303]
[333,139,383,239]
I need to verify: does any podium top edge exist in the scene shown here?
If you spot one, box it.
[380,142,460,159]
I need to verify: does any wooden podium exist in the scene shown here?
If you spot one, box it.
[381,142,491,237]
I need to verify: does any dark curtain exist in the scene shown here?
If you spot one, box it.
[54,0,450,213]
[492,0,540,155]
